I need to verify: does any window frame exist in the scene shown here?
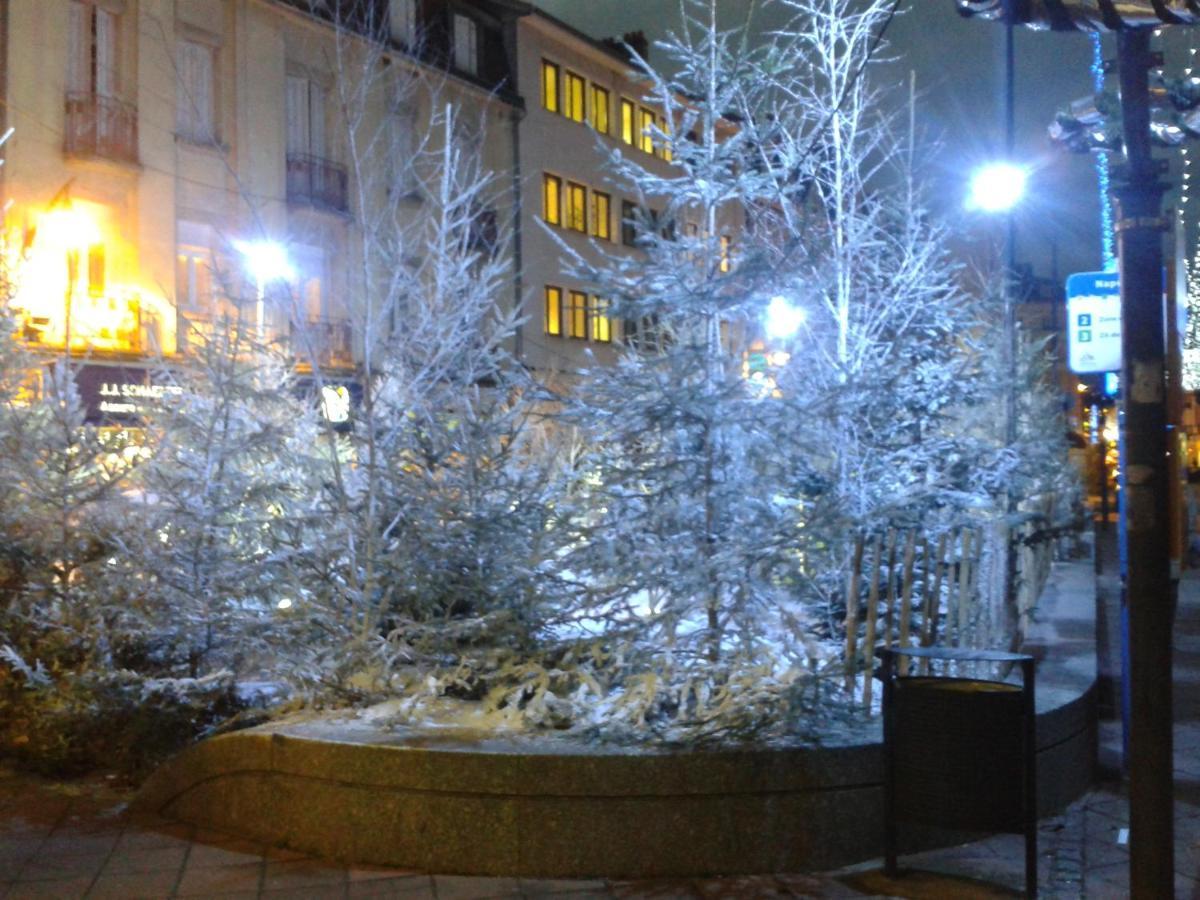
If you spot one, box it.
[541,59,559,114]
[567,290,588,340]
[639,107,655,154]
[176,37,217,145]
[544,285,563,336]
[590,295,612,343]
[564,70,585,123]
[68,1,119,98]
[658,114,672,161]
[620,98,635,146]
[389,0,418,47]
[566,181,587,233]
[621,199,638,247]
[591,84,610,134]
[719,234,732,273]
[452,13,479,75]
[543,173,562,225]
[591,190,611,240]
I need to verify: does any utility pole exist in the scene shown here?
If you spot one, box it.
[1112,28,1174,897]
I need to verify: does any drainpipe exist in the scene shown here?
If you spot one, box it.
[510,102,525,363]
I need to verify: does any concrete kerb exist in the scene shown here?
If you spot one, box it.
[133,557,1099,879]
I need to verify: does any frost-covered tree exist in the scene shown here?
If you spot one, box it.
[121,314,319,678]
[0,310,139,675]
[269,5,570,697]
[542,0,1023,738]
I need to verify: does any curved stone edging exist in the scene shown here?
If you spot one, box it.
[133,677,1095,878]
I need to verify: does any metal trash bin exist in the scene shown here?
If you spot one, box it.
[877,646,1037,898]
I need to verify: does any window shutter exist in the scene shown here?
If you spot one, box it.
[308,82,326,156]
[194,45,213,138]
[67,2,88,93]
[95,7,117,98]
[286,76,308,154]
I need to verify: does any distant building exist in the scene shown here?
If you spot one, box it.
[0,1,736,418]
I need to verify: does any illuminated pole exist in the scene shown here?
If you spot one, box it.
[235,240,292,345]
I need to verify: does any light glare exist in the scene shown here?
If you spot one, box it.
[235,240,294,283]
[967,162,1027,213]
[765,295,805,340]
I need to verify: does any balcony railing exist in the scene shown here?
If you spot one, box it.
[64,92,138,164]
[290,318,355,370]
[21,291,147,354]
[286,152,350,214]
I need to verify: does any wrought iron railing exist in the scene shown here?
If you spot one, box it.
[285,152,350,214]
[290,318,354,369]
[64,92,138,164]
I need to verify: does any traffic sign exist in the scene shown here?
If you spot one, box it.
[1066,271,1121,374]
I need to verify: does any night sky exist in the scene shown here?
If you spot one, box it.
[534,0,1131,286]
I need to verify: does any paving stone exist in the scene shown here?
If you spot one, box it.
[347,876,437,897]
[519,877,610,896]
[15,851,109,883]
[4,877,93,899]
[100,844,187,874]
[37,831,120,858]
[183,837,264,868]
[347,865,426,883]
[84,869,180,899]
[261,858,349,893]
[173,860,263,896]
[432,874,523,899]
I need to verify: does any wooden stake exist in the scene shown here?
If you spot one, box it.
[898,531,916,676]
[957,527,974,646]
[919,537,935,675]
[843,533,866,695]
[883,529,898,652]
[861,535,883,708]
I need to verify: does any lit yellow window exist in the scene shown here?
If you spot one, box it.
[719,235,732,273]
[591,84,610,134]
[542,60,559,113]
[543,174,562,225]
[590,296,611,342]
[658,115,672,161]
[621,99,635,145]
[640,108,655,154]
[567,181,586,233]
[565,71,585,122]
[568,290,588,339]
[545,285,562,336]
[591,190,611,240]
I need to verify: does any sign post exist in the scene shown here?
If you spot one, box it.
[1066,271,1121,374]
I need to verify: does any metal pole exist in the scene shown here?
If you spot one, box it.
[1113,28,1174,898]
[1005,20,1017,448]
[255,274,265,343]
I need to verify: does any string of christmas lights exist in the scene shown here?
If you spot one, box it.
[1091,32,1117,272]
[1185,34,1200,390]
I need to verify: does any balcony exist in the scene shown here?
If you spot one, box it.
[20,291,149,354]
[290,318,354,370]
[64,92,138,165]
[286,153,349,214]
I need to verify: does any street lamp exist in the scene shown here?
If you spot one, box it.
[764,295,806,341]
[965,161,1027,213]
[234,240,293,341]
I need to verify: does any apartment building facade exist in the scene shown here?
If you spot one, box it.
[0,0,725,420]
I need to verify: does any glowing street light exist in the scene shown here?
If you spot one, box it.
[765,295,806,341]
[966,161,1028,213]
[235,240,293,340]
